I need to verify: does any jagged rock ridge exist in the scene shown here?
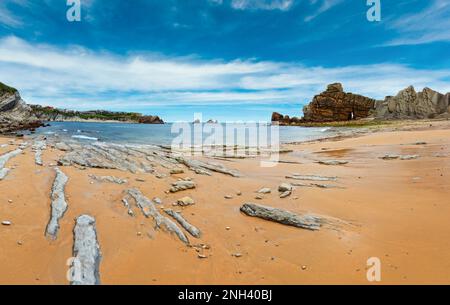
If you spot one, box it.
[374,86,450,119]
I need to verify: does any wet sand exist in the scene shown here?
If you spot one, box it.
[1,122,450,285]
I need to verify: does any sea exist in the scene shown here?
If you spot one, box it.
[33,121,337,146]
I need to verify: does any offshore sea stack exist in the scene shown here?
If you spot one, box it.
[0,82,42,134]
[374,86,450,120]
[302,83,377,122]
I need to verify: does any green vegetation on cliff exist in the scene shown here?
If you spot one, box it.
[0,82,18,95]
[30,105,164,124]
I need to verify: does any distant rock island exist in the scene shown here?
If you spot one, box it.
[272,83,450,125]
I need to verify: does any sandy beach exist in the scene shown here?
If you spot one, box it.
[1,120,450,285]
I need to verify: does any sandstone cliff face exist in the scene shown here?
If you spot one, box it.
[375,86,450,119]
[302,83,377,122]
[0,85,42,134]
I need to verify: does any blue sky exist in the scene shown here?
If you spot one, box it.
[0,0,449,121]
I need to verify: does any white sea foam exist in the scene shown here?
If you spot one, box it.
[72,135,98,141]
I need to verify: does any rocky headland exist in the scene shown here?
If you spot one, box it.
[0,82,43,134]
[31,105,164,125]
[0,81,165,136]
[272,83,450,125]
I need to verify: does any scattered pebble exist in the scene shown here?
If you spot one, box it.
[257,188,271,194]
[224,195,233,199]
[236,191,242,196]
[233,253,243,258]
[197,254,208,259]
[280,190,292,198]
[2,221,12,226]
[176,196,195,206]
[278,183,293,193]
[170,169,184,175]
[301,265,307,271]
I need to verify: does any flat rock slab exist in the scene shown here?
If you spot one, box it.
[381,154,420,161]
[318,160,349,166]
[89,174,127,184]
[71,215,101,285]
[380,154,400,160]
[164,209,201,238]
[170,180,196,193]
[400,155,420,160]
[291,182,344,189]
[286,174,338,182]
[240,203,322,231]
[0,149,22,180]
[46,167,69,239]
[126,188,189,244]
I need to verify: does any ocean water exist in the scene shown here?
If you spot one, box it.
[34,121,336,146]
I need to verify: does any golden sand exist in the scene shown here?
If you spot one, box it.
[0,123,449,285]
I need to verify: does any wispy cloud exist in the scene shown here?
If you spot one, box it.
[0,1,24,28]
[386,0,450,46]
[0,36,449,112]
[210,0,294,11]
[304,0,343,22]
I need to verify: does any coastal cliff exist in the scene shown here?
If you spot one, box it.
[0,82,42,134]
[31,105,165,124]
[272,83,450,125]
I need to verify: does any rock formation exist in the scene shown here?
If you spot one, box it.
[71,215,102,285]
[271,83,450,123]
[0,148,23,180]
[302,83,377,122]
[240,203,322,231]
[125,188,190,244]
[271,112,300,125]
[46,167,69,239]
[374,86,450,119]
[137,115,164,124]
[0,82,42,134]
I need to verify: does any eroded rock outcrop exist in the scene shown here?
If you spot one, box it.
[375,86,450,119]
[302,83,377,122]
[0,148,22,180]
[71,215,101,285]
[240,203,322,231]
[272,83,450,123]
[125,189,189,244]
[46,167,69,239]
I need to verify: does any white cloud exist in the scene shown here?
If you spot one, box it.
[0,36,449,112]
[386,0,450,45]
